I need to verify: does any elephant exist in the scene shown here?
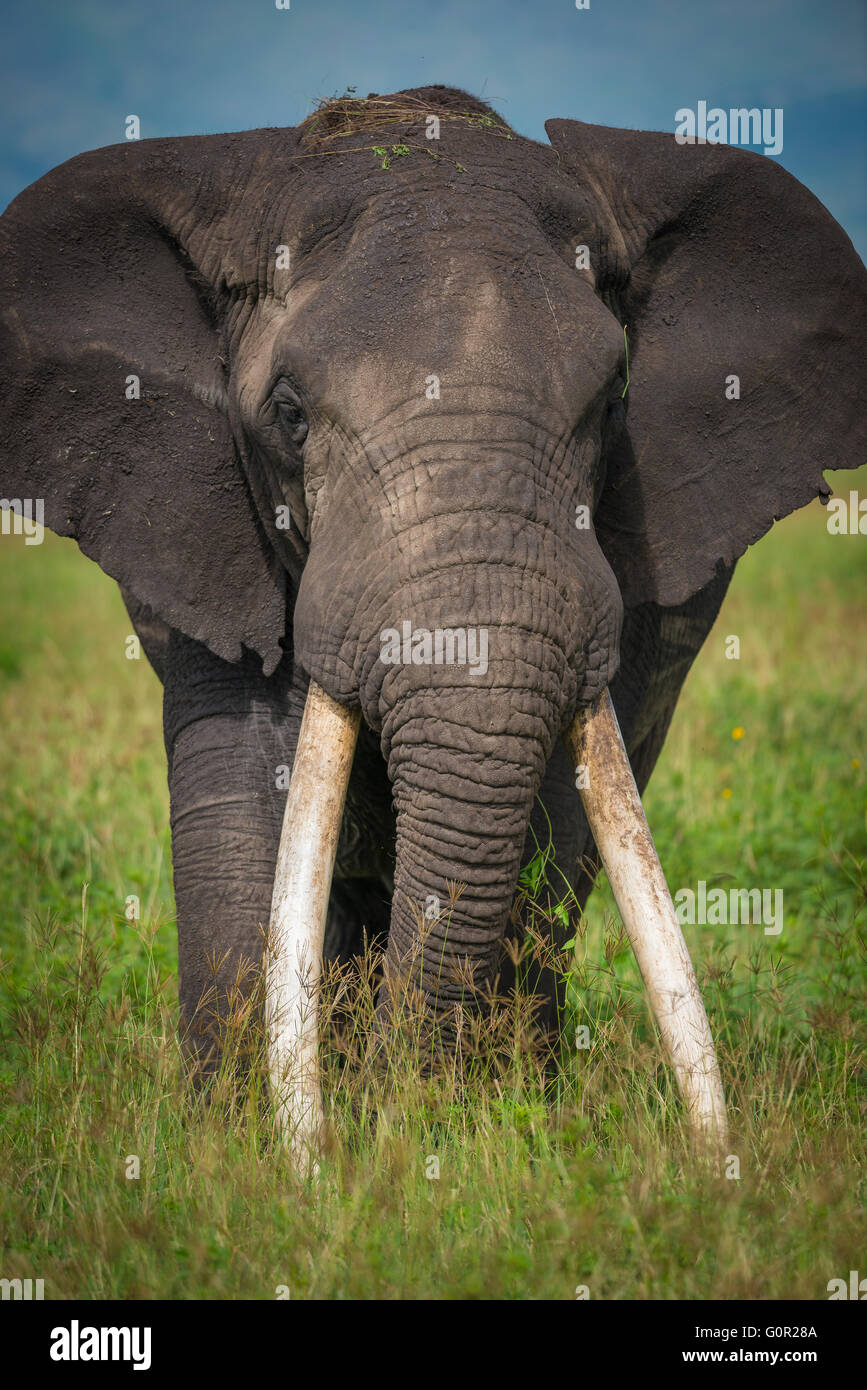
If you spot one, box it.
[2,85,864,1159]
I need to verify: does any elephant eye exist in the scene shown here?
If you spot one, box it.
[273,384,309,447]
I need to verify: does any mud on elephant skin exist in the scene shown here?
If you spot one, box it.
[2,86,864,1153]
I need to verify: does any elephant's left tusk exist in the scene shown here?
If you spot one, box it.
[564,690,728,1150]
[265,679,360,1169]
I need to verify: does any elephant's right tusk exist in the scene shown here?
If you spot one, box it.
[564,690,728,1150]
[265,679,360,1169]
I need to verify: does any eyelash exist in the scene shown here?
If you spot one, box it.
[272,385,309,445]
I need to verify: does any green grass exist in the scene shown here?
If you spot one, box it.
[0,469,864,1300]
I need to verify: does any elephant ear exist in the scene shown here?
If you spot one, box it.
[0,135,288,674]
[546,119,867,607]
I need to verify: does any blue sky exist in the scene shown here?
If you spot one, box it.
[2,0,865,257]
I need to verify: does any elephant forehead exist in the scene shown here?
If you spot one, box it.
[284,138,603,273]
[303,265,620,429]
[289,190,613,340]
[343,179,568,264]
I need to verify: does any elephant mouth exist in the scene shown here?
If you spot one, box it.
[264,678,728,1168]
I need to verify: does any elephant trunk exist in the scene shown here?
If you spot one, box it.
[381,680,556,1020]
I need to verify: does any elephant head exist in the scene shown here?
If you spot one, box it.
[2,87,864,1157]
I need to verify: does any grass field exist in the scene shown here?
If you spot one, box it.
[1,469,864,1300]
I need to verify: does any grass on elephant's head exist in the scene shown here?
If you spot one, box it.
[298,87,512,150]
[0,467,865,1297]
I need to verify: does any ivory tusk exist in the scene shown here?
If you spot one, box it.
[564,690,728,1148]
[266,679,360,1167]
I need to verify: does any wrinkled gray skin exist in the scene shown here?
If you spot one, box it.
[2,86,864,1066]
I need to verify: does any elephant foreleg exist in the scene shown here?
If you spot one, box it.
[162,630,302,1075]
